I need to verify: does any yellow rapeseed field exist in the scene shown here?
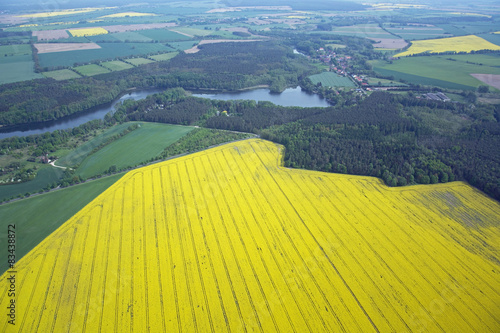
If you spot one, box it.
[394,34,500,57]
[15,8,104,18]
[68,27,109,37]
[1,139,499,332]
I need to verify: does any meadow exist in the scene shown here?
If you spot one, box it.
[136,28,190,42]
[42,69,82,80]
[394,35,500,57]
[73,64,111,76]
[1,139,498,332]
[309,72,355,87]
[75,123,193,179]
[0,55,43,84]
[372,56,500,90]
[149,52,178,61]
[100,60,134,71]
[125,57,154,66]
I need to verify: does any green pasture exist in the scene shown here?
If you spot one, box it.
[42,69,81,80]
[366,77,408,87]
[57,123,139,168]
[38,42,171,68]
[438,53,500,67]
[170,27,212,37]
[76,123,193,179]
[112,31,152,42]
[125,57,155,66]
[149,52,178,61]
[0,44,31,56]
[168,40,200,51]
[309,72,355,87]
[0,167,64,202]
[86,34,119,42]
[372,56,500,90]
[0,173,123,274]
[101,60,134,71]
[73,64,111,76]
[0,55,43,84]
[479,33,500,47]
[138,28,191,42]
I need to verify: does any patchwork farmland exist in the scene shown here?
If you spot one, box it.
[394,35,500,57]
[1,139,498,332]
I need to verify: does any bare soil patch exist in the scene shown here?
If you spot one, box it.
[35,43,101,54]
[369,38,408,49]
[0,15,27,25]
[33,29,69,41]
[471,74,500,90]
[184,39,264,54]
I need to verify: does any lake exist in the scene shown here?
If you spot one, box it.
[192,87,330,108]
[0,87,329,139]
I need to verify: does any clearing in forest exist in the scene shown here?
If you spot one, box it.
[0,139,498,332]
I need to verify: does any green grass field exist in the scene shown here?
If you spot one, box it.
[0,44,32,56]
[76,123,193,179]
[38,42,171,68]
[0,167,64,202]
[100,60,135,71]
[168,40,200,50]
[149,52,178,61]
[125,57,155,66]
[42,69,81,80]
[309,72,355,87]
[0,56,43,84]
[0,173,123,274]
[73,64,111,76]
[57,123,140,168]
[170,27,212,37]
[372,56,500,90]
[138,28,191,41]
[112,31,153,42]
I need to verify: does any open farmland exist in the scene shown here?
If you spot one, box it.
[149,52,178,61]
[73,64,111,76]
[42,69,81,80]
[125,57,155,66]
[34,43,101,54]
[0,55,42,84]
[1,139,498,332]
[100,60,134,71]
[394,35,500,57]
[372,56,500,90]
[76,123,193,179]
[309,72,355,87]
[68,27,109,37]
[38,43,171,68]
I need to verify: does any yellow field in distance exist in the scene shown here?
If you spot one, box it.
[1,139,499,332]
[100,12,157,18]
[15,8,107,18]
[394,35,500,57]
[68,27,109,37]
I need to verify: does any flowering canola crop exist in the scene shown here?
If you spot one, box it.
[1,139,499,332]
[394,34,500,57]
[68,27,109,37]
